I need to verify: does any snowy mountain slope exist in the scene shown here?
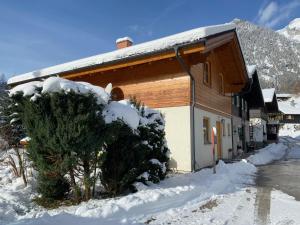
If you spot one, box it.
[233,19,300,94]
[278,18,300,43]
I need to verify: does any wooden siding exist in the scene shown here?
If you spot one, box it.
[190,52,232,116]
[70,58,191,108]
[62,32,247,114]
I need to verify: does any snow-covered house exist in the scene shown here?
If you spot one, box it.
[262,88,281,142]
[278,95,300,124]
[8,23,249,172]
[277,93,292,101]
[243,67,267,149]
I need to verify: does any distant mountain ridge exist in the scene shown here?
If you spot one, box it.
[233,19,300,94]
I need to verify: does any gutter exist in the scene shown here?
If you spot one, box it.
[174,45,199,172]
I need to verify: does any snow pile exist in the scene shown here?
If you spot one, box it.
[262,88,275,103]
[247,143,288,165]
[287,146,300,159]
[8,23,235,85]
[9,77,111,105]
[102,100,140,130]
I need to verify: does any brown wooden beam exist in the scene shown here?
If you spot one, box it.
[62,45,205,79]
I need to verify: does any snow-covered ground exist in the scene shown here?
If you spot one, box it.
[1,136,299,225]
[0,159,255,225]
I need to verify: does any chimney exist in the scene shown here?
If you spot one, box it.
[116,37,133,49]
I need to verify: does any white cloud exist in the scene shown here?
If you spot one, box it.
[256,0,300,28]
[257,1,279,25]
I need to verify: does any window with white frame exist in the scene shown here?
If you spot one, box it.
[203,117,210,144]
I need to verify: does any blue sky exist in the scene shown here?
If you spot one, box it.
[1,0,299,79]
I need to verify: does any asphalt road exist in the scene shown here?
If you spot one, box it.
[254,142,300,225]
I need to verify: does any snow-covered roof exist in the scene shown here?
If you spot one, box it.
[246,65,256,78]
[8,23,236,85]
[262,88,275,103]
[278,96,300,115]
[279,101,300,114]
[277,93,292,98]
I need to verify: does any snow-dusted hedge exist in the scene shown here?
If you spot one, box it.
[10,77,169,202]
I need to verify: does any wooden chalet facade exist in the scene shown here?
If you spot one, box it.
[231,92,250,155]
[262,88,281,142]
[8,24,249,172]
[243,68,267,149]
[278,95,300,124]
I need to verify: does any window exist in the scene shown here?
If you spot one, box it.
[236,96,240,107]
[203,62,211,87]
[222,120,226,136]
[241,99,244,110]
[219,73,224,95]
[111,87,124,101]
[227,124,231,136]
[203,117,210,144]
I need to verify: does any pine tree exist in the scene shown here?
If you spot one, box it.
[0,85,27,186]
[14,90,107,201]
[100,121,149,196]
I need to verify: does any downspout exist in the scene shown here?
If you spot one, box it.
[174,46,196,172]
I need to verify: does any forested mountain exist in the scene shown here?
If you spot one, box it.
[233,19,300,94]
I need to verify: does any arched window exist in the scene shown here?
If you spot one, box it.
[111,87,124,101]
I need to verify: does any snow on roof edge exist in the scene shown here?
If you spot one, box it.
[8,23,236,85]
[116,37,133,43]
[246,65,256,78]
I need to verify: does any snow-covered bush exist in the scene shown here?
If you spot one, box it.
[100,99,169,196]
[9,77,169,203]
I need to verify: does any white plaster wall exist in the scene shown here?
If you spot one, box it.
[194,108,232,170]
[250,118,267,143]
[158,106,192,172]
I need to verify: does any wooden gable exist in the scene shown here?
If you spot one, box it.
[61,30,248,112]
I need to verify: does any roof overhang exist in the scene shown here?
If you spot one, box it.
[8,23,249,86]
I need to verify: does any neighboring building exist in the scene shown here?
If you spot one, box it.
[262,88,281,142]
[8,23,249,172]
[231,93,250,155]
[243,67,267,149]
[277,93,292,101]
[278,95,300,124]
